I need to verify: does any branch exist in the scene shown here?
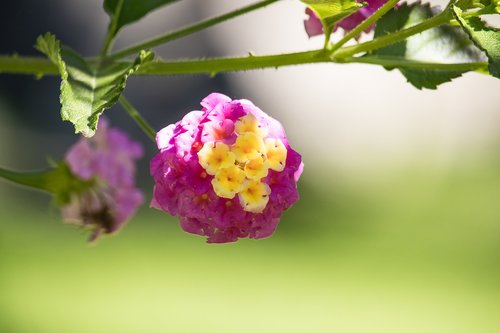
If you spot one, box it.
[107,0,281,61]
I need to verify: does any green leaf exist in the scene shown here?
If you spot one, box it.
[301,0,365,38]
[0,162,94,205]
[452,4,500,78]
[35,33,154,137]
[372,2,485,89]
[455,0,499,13]
[104,0,179,38]
[399,68,469,88]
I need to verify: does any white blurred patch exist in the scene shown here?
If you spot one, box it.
[202,0,500,172]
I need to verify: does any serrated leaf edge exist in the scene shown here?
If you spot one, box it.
[86,50,155,136]
[36,33,154,137]
[451,4,500,78]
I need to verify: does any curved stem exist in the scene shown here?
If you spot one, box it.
[343,56,488,71]
[0,50,328,77]
[100,0,124,57]
[330,0,400,52]
[138,49,329,75]
[0,166,55,192]
[1,44,486,77]
[0,163,96,204]
[101,28,116,58]
[0,56,58,75]
[119,96,156,142]
[333,10,453,58]
[0,5,486,78]
[107,0,281,61]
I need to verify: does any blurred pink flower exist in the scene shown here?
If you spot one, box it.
[62,118,144,241]
[304,0,389,37]
[151,93,303,243]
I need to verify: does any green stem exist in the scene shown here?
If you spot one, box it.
[0,163,96,204]
[343,56,488,71]
[118,96,156,142]
[0,50,328,76]
[100,0,124,57]
[0,166,55,192]
[0,56,58,75]
[1,43,485,77]
[0,5,486,77]
[330,0,400,52]
[101,29,116,58]
[107,0,280,61]
[333,10,453,58]
[138,49,329,75]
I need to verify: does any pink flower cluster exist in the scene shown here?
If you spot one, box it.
[62,119,144,241]
[304,0,389,37]
[151,93,303,243]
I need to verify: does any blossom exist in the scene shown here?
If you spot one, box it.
[151,93,303,243]
[304,0,389,37]
[62,118,144,241]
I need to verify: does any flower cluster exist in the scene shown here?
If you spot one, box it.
[304,0,389,37]
[62,119,144,241]
[151,93,303,243]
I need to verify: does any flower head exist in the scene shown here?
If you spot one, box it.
[62,118,143,241]
[151,93,304,243]
[304,0,390,37]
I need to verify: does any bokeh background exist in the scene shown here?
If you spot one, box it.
[1,1,500,332]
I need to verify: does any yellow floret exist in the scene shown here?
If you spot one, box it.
[197,142,235,175]
[211,166,246,199]
[235,114,268,136]
[265,138,287,172]
[238,180,271,213]
[232,133,265,162]
[244,156,269,180]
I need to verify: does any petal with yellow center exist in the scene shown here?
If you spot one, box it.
[244,156,269,180]
[235,113,268,136]
[211,166,246,199]
[197,142,235,175]
[238,180,271,213]
[265,138,287,172]
[232,133,265,163]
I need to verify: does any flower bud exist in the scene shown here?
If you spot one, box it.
[62,119,143,241]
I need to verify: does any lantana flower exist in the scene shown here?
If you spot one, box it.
[304,0,389,37]
[62,119,144,241]
[151,93,303,243]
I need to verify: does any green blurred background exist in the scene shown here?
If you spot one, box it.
[1,1,500,332]
[2,159,500,332]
